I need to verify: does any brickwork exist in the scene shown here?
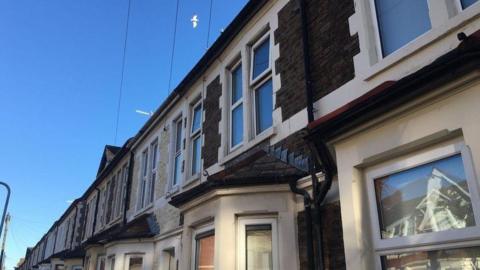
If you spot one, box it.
[202,76,222,169]
[275,0,359,121]
[297,201,346,270]
[154,204,180,233]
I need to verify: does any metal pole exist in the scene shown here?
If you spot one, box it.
[0,182,10,237]
[0,213,10,270]
[0,182,10,270]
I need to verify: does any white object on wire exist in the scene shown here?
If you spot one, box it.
[191,14,199,28]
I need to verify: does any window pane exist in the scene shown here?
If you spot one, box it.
[375,154,475,239]
[462,0,479,8]
[151,144,158,169]
[231,104,243,147]
[232,64,243,104]
[375,0,431,56]
[196,234,215,270]
[128,258,142,270]
[246,225,273,270]
[175,120,183,152]
[173,153,183,185]
[192,105,202,133]
[382,246,480,270]
[252,37,270,80]
[255,79,273,134]
[192,136,201,175]
[142,151,148,177]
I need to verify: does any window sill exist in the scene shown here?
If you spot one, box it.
[183,175,201,188]
[133,204,153,218]
[220,126,276,165]
[165,186,180,199]
[361,3,480,81]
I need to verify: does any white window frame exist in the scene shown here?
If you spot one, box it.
[99,186,107,228]
[228,59,244,152]
[171,116,184,188]
[457,0,480,9]
[248,31,273,137]
[108,255,115,270]
[137,149,149,210]
[251,75,273,137]
[112,169,121,220]
[149,140,158,203]
[249,31,272,85]
[96,256,106,270]
[365,140,480,267]
[124,254,144,270]
[369,0,433,61]
[191,224,215,270]
[189,99,203,179]
[237,217,279,270]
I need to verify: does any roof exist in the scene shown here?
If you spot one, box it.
[170,142,309,207]
[307,30,480,140]
[97,145,122,176]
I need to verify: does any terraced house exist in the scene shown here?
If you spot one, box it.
[16,0,480,269]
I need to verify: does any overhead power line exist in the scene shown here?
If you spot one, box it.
[167,0,180,93]
[114,0,133,145]
[206,0,214,48]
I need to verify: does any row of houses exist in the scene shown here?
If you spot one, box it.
[15,0,480,269]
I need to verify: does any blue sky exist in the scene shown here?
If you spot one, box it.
[0,0,247,269]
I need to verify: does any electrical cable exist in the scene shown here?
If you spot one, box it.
[167,0,180,93]
[206,0,213,49]
[114,0,133,145]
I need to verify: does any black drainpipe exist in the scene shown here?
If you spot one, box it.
[297,0,338,269]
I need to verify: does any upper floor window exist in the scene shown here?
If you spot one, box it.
[251,35,271,82]
[250,33,273,135]
[149,141,158,202]
[173,117,184,186]
[114,164,128,217]
[137,141,157,210]
[365,141,480,269]
[373,0,431,57]
[229,61,244,150]
[190,100,202,177]
[137,149,149,210]
[461,0,479,8]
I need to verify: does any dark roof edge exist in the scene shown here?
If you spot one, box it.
[169,176,295,208]
[307,30,480,140]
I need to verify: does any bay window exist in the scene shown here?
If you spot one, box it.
[173,117,184,186]
[127,256,143,270]
[372,0,431,57]
[237,218,278,270]
[96,256,105,270]
[190,100,202,177]
[229,61,244,150]
[194,230,215,270]
[365,141,480,269]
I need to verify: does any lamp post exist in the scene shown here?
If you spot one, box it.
[0,182,10,270]
[0,182,10,236]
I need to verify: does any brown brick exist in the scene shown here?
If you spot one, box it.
[202,76,222,168]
